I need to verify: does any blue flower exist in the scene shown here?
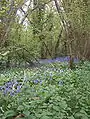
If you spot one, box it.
[74,58,79,62]
[10,90,15,96]
[33,79,40,84]
[0,80,22,96]
[40,80,43,84]
[3,88,9,95]
[16,85,22,93]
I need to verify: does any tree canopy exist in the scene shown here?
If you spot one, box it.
[0,0,90,68]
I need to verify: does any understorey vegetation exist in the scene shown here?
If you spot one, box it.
[0,62,90,119]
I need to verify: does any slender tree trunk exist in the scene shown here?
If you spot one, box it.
[54,28,63,58]
[54,0,75,69]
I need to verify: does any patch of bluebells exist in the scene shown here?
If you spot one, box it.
[33,71,54,84]
[0,80,22,96]
[0,65,65,96]
[55,56,79,62]
[40,56,79,64]
[33,79,43,84]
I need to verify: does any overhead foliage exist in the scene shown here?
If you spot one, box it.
[0,0,90,68]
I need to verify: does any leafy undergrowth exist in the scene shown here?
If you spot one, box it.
[0,62,90,119]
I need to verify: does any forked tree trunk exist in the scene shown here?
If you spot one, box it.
[54,0,74,69]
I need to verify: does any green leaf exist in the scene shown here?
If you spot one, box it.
[41,115,51,119]
[82,115,88,119]
[4,110,16,118]
[53,106,59,111]
[46,112,53,116]
[68,116,75,119]
[23,110,30,116]
[75,110,88,119]
[2,51,10,56]
[17,105,24,111]
[59,100,67,109]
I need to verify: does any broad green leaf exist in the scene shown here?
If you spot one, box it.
[17,105,24,111]
[68,116,75,119]
[41,115,51,119]
[23,110,30,116]
[4,110,16,118]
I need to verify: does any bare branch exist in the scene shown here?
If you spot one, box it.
[20,0,53,24]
